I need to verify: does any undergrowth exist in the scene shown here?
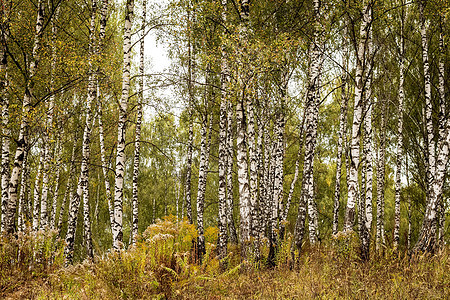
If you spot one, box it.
[1,217,449,299]
[0,228,64,298]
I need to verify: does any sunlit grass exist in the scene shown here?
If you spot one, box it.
[1,217,448,299]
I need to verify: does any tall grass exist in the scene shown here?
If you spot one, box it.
[1,217,448,299]
[0,228,64,297]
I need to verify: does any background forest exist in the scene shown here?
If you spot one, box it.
[0,0,449,298]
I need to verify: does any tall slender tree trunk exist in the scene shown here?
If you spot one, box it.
[332,38,349,235]
[17,147,29,231]
[268,89,286,265]
[131,0,146,245]
[270,94,285,242]
[96,0,112,228]
[40,7,59,229]
[217,0,229,258]
[3,0,44,234]
[50,140,62,229]
[57,138,77,232]
[82,0,99,259]
[364,90,374,235]
[292,0,323,258]
[0,0,10,233]
[184,9,195,225]
[437,21,447,244]
[358,8,373,260]
[1,75,9,232]
[406,155,412,249]
[280,106,306,240]
[113,0,134,250]
[226,99,238,244]
[236,95,250,247]
[393,6,406,249]
[256,108,266,239]
[65,0,98,262]
[344,0,371,234]
[237,0,251,256]
[196,108,213,261]
[32,152,44,231]
[363,20,374,242]
[307,76,320,244]
[414,0,442,253]
[98,102,114,227]
[376,99,387,252]
[247,88,260,260]
[261,108,272,238]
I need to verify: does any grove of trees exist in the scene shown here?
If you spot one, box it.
[0,0,449,266]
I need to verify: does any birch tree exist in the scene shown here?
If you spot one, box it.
[113,0,134,250]
[415,2,449,252]
[236,0,251,253]
[40,7,60,229]
[376,99,387,251]
[393,2,406,249]
[131,0,146,246]
[65,0,98,261]
[183,7,195,224]
[344,0,371,234]
[292,0,323,257]
[217,0,229,259]
[2,0,44,234]
[332,27,349,235]
[0,1,10,232]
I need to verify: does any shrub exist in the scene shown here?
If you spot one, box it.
[0,228,64,297]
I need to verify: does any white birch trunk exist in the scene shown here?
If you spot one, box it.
[237,0,251,252]
[247,92,260,259]
[236,96,250,245]
[0,0,10,233]
[1,80,9,233]
[184,9,195,224]
[113,0,134,250]
[226,99,238,244]
[261,112,272,238]
[3,0,44,234]
[57,138,77,231]
[280,107,306,241]
[363,19,374,241]
[376,102,387,251]
[98,103,114,228]
[131,0,146,245]
[66,0,98,261]
[96,0,113,229]
[364,93,374,234]
[437,24,447,244]
[332,40,349,235]
[344,0,370,232]
[270,95,285,250]
[406,155,412,249]
[393,10,405,248]
[40,7,59,229]
[217,0,229,256]
[50,140,62,229]
[196,110,213,260]
[414,0,440,252]
[17,147,29,231]
[293,26,323,254]
[32,152,44,231]
[184,113,194,224]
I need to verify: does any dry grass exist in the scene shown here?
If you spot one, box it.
[1,219,449,299]
[175,247,450,299]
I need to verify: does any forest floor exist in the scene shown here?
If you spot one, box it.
[1,220,449,299]
[4,246,450,299]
